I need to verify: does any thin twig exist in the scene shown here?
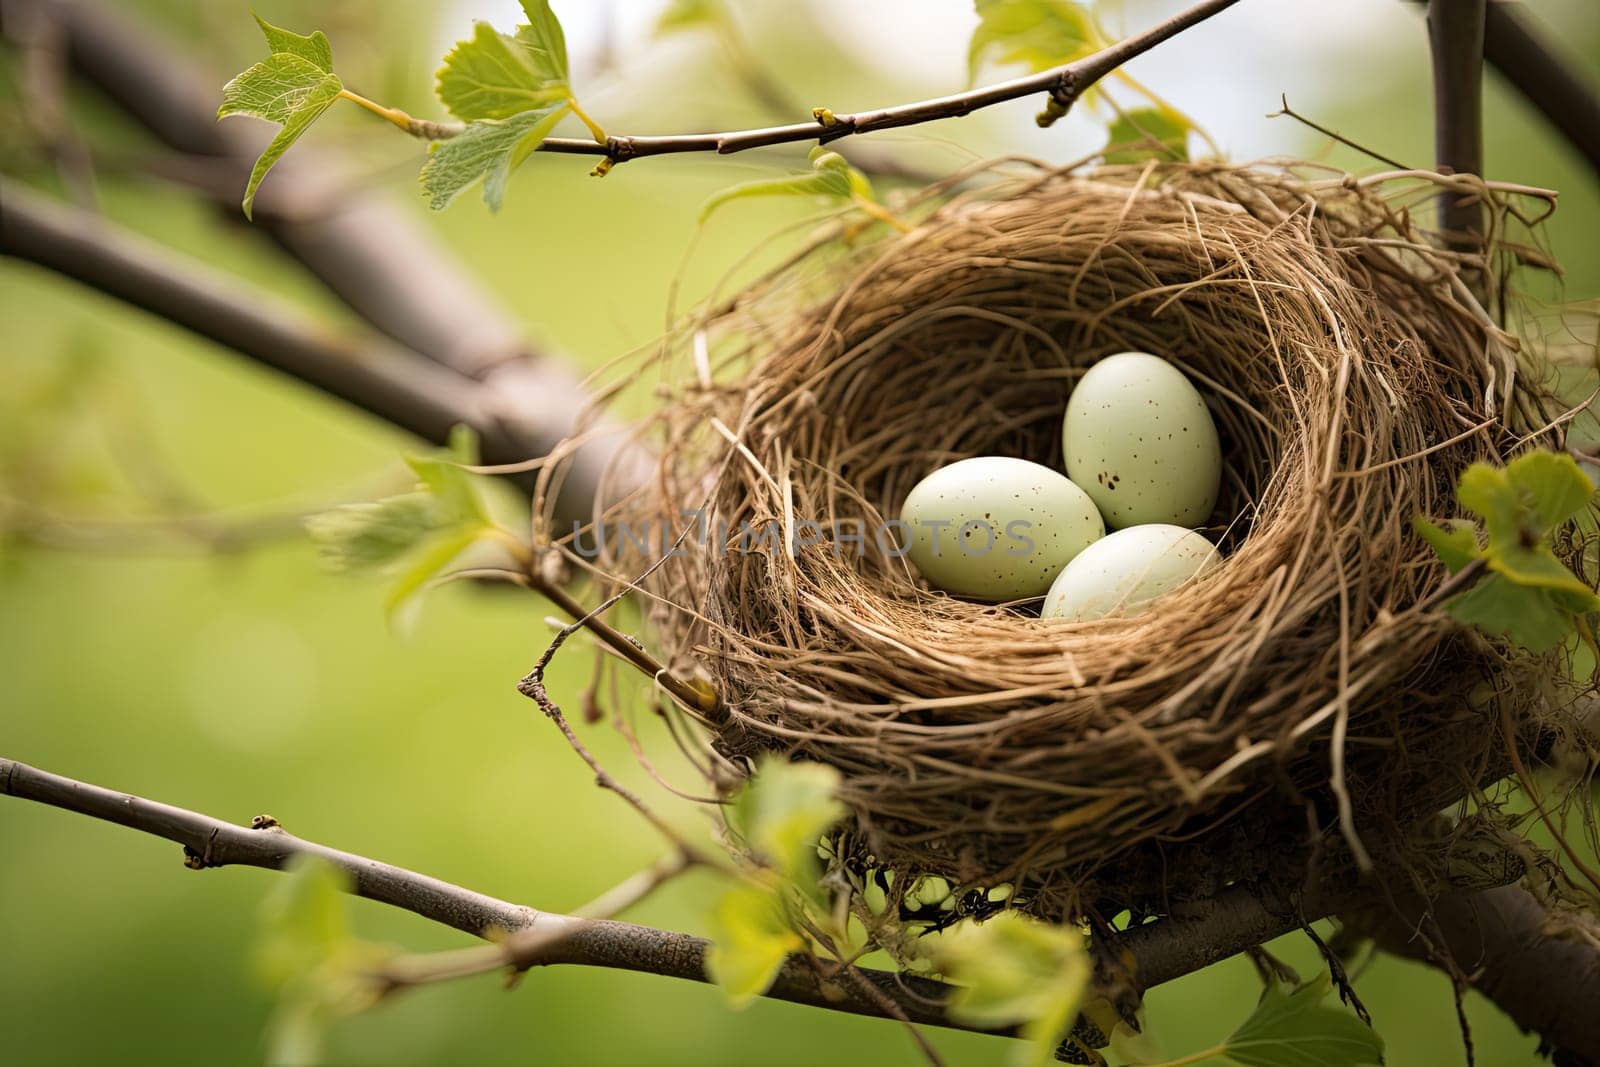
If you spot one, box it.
[1267,95,1410,170]
[526,0,1241,165]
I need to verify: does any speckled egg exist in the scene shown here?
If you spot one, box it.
[1063,352,1222,529]
[1041,524,1219,621]
[900,457,1104,601]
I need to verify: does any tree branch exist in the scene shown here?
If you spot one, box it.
[1482,2,1600,179]
[1350,886,1600,1062]
[1407,0,1600,178]
[1426,0,1488,252]
[0,753,1330,1051]
[0,179,615,521]
[0,0,629,525]
[13,752,1598,1058]
[0,0,540,383]
[532,0,1242,165]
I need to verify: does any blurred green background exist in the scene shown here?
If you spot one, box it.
[1,1,1596,1064]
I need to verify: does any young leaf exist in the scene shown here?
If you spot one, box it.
[1446,575,1583,653]
[258,857,353,987]
[257,858,395,1067]
[305,492,444,571]
[699,147,873,224]
[730,756,845,883]
[968,0,1101,83]
[935,910,1090,1067]
[515,0,571,86]
[1104,107,1192,164]
[1506,450,1596,533]
[218,18,346,219]
[1420,451,1599,655]
[252,13,333,73]
[383,525,487,622]
[1221,972,1384,1067]
[705,883,803,1006]
[437,21,570,122]
[420,105,570,211]
[306,427,514,622]
[404,424,490,526]
[1411,517,1478,574]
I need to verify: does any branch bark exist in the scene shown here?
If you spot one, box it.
[1426,0,1488,252]
[1407,0,1600,178]
[0,754,1323,1049]
[9,753,1598,1058]
[0,179,617,520]
[1481,2,1600,179]
[1350,886,1600,1062]
[534,0,1243,164]
[0,0,539,383]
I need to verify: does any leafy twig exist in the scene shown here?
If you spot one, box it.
[534,0,1240,167]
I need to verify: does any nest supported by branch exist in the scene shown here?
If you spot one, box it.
[580,161,1594,918]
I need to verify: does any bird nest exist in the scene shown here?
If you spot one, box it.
[565,161,1594,918]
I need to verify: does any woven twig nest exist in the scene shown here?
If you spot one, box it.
[587,161,1589,916]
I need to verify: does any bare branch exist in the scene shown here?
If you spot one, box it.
[0,755,992,1040]
[1482,2,1600,178]
[1407,0,1600,178]
[1350,885,1600,1061]
[533,0,1242,166]
[0,179,613,521]
[1426,0,1488,253]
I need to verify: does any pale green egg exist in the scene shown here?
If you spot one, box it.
[900,457,1104,601]
[1041,524,1219,621]
[1063,351,1222,529]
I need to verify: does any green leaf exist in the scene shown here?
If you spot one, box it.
[307,427,511,622]
[1491,543,1600,598]
[305,492,444,571]
[252,13,333,73]
[1505,450,1595,533]
[1221,972,1384,1067]
[437,21,570,122]
[242,77,342,220]
[731,756,845,884]
[935,911,1090,1067]
[219,53,338,124]
[383,525,487,623]
[257,858,395,1067]
[420,105,569,211]
[1457,461,1526,548]
[1104,106,1192,164]
[1448,574,1588,652]
[218,52,343,219]
[705,883,802,1007]
[968,0,1100,83]
[403,424,489,526]
[258,857,353,988]
[699,147,871,224]
[515,0,571,86]
[1412,517,1479,574]
[655,0,726,34]
[218,17,347,219]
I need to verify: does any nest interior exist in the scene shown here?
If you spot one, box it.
[612,163,1577,915]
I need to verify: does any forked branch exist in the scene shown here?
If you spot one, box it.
[0,755,1326,1052]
